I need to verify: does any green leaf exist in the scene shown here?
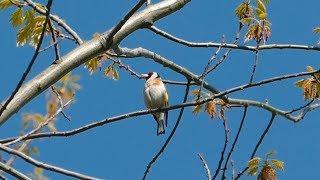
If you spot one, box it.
[10,8,24,27]
[248,157,261,169]
[0,0,14,9]
[17,26,30,46]
[240,17,253,25]
[256,0,266,14]
[262,0,270,4]
[270,159,284,170]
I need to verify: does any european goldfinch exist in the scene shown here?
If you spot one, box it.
[142,72,169,135]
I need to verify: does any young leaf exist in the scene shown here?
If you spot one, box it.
[10,8,24,27]
[270,159,284,170]
[205,101,216,118]
[192,104,203,115]
[256,0,266,14]
[0,0,15,9]
[248,157,261,169]
[306,66,314,72]
[113,67,119,80]
[85,57,100,74]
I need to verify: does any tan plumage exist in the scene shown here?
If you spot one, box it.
[143,72,169,135]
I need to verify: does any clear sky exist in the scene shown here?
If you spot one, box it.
[1,0,320,179]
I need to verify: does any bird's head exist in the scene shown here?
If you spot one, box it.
[141,72,160,81]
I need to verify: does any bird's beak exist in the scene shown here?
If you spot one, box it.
[141,74,149,79]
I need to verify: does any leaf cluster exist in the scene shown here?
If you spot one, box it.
[295,66,320,100]
[235,0,271,43]
[191,89,228,119]
[247,150,284,179]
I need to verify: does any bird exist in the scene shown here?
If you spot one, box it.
[142,72,169,135]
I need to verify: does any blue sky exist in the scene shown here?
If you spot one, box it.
[1,0,320,179]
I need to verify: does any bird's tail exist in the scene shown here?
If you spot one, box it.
[155,113,165,135]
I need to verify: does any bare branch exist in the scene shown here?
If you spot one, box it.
[248,44,260,83]
[0,162,31,180]
[142,81,190,180]
[111,57,193,85]
[197,153,212,180]
[148,26,320,52]
[0,144,99,180]
[222,107,248,179]
[48,20,61,63]
[212,118,229,180]
[235,113,276,180]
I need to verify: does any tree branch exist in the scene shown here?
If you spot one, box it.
[197,153,212,180]
[0,144,99,180]
[212,118,229,180]
[221,107,248,179]
[0,162,31,180]
[235,113,276,180]
[148,25,320,52]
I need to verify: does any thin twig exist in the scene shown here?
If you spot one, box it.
[198,153,212,180]
[204,29,241,76]
[142,81,190,180]
[249,45,260,83]
[286,99,315,114]
[39,38,63,53]
[212,118,229,179]
[48,19,61,63]
[197,37,224,100]
[0,144,98,179]
[103,0,147,48]
[111,55,195,86]
[0,0,53,117]
[235,113,276,180]
[221,107,248,179]
[148,26,320,52]
[0,162,31,180]
[5,140,30,167]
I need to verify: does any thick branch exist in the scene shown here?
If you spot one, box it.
[0,0,191,126]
